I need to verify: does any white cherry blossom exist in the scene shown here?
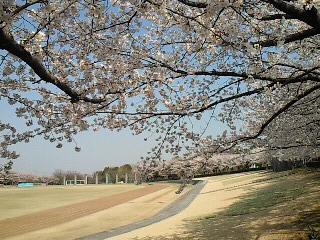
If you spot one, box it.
[0,0,319,172]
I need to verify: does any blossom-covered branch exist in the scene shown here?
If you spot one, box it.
[0,0,319,167]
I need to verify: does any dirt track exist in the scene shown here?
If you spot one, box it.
[0,184,168,239]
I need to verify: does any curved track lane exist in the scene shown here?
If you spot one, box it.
[78,180,207,240]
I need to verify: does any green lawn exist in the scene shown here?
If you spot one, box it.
[138,169,320,240]
[186,169,320,240]
[223,179,303,216]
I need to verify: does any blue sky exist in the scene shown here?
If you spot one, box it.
[3,127,155,175]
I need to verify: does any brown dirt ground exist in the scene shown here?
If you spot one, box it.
[0,184,168,239]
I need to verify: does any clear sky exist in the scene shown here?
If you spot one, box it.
[4,128,155,176]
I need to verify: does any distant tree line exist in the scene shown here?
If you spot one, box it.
[102,164,134,183]
[0,170,58,185]
[52,169,85,185]
[1,164,136,186]
[52,164,135,185]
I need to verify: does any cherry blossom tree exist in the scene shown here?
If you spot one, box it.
[135,152,260,184]
[0,170,43,185]
[240,84,320,163]
[0,0,319,168]
[0,159,13,184]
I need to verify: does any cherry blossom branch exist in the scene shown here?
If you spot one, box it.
[93,10,137,33]
[192,85,271,114]
[0,29,122,104]
[154,57,320,83]
[144,0,228,45]
[27,1,77,42]
[177,0,320,46]
[0,29,77,99]
[177,0,207,8]
[178,0,320,30]
[259,28,319,47]
[259,13,293,20]
[268,143,320,150]
[230,83,320,145]
[11,0,45,17]
[264,0,320,30]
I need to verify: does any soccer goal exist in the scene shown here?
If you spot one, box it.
[65,180,85,185]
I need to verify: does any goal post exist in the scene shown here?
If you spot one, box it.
[65,179,85,185]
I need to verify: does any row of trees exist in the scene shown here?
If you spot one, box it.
[135,146,319,183]
[1,164,135,185]
[52,164,135,184]
[52,169,86,184]
[2,155,315,186]
[135,152,267,183]
[102,164,134,183]
[1,169,89,186]
[0,0,319,172]
[0,170,58,185]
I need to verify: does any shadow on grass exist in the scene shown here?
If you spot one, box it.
[293,209,320,230]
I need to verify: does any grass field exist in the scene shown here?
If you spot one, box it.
[0,183,186,239]
[110,169,320,240]
[0,184,142,220]
[180,169,320,240]
[1,170,319,240]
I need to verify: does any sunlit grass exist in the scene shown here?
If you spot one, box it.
[223,180,304,216]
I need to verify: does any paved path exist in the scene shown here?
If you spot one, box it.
[0,184,168,239]
[78,180,207,240]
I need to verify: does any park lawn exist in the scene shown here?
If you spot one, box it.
[114,169,319,240]
[201,170,269,186]
[7,183,189,240]
[221,171,269,186]
[172,169,320,240]
[0,184,143,220]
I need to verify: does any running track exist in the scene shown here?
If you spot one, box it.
[0,184,168,239]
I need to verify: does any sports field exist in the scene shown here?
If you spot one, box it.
[1,170,319,240]
[0,183,186,239]
[111,169,320,240]
[0,184,142,220]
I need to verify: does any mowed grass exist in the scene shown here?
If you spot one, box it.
[202,170,269,185]
[179,169,320,240]
[221,173,266,186]
[135,169,320,240]
[0,184,142,220]
[223,178,304,216]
